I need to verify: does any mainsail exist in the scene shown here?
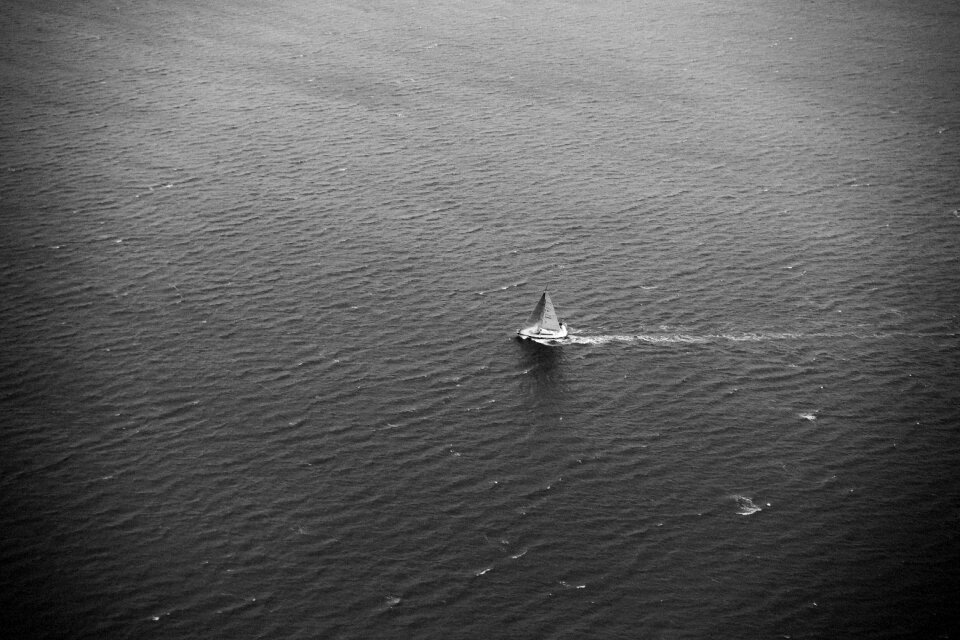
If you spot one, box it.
[525,291,561,332]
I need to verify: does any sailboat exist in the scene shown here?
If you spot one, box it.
[517,290,569,341]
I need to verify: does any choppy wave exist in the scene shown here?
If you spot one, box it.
[733,495,764,516]
[477,281,527,295]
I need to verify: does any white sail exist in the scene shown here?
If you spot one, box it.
[518,289,568,341]
[525,291,561,332]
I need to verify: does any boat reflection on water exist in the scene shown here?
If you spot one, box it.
[516,336,568,415]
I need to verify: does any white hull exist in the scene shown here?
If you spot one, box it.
[517,323,569,341]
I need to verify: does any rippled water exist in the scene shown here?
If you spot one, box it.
[2,0,959,638]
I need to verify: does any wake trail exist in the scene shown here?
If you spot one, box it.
[565,331,959,345]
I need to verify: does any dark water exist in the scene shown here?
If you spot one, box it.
[2,0,959,637]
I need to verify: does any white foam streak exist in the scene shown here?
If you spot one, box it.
[562,330,932,345]
[734,495,763,516]
[565,333,776,345]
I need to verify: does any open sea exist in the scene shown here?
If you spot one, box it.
[2,0,959,638]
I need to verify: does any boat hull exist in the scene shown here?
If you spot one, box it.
[517,323,569,341]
